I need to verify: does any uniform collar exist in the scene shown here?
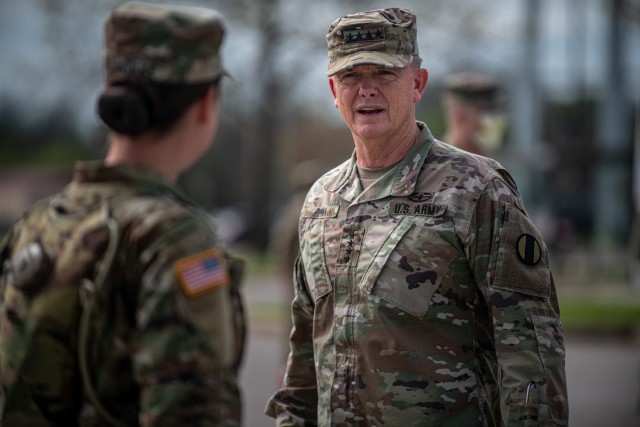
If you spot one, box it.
[324,122,434,203]
[61,161,195,208]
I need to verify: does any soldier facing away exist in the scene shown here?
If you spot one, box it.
[0,2,245,426]
[266,8,568,426]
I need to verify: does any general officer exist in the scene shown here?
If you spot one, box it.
[266,8,568,426]
[441,71,508,156]
[0,2,245,426]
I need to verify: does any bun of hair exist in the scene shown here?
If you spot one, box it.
[97,85,152,136]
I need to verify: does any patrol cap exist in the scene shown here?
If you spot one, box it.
[444,72,505,110]
[104,1,231,84]
[326,8,419,77]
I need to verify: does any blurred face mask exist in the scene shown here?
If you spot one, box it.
[477,112,507,152]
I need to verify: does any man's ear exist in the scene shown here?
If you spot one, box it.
[329,78,339,108]
[413,68,428,104]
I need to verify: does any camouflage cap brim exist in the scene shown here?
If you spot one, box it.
[327,51,413,76]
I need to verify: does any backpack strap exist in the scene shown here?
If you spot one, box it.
[225,254,246,372]
[0,228,14,301]
[77,202,130,427]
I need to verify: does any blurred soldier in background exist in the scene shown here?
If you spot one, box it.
[441,71,508,156]
[0,2,245,426]
[267,7,568,426]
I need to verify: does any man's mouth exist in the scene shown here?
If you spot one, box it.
[357,107,384,116]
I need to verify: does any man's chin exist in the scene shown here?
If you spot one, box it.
[353,122,387,139]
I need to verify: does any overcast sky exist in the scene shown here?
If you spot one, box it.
[0,0,638,134]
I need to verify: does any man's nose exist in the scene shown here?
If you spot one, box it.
[358,80,378,97]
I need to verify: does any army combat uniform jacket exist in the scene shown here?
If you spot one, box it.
[266,123,568,426]
[0,162,245,427]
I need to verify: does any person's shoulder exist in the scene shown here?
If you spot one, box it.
[316,159,348,184]
[306,160,347,195]
[0,196,52,250]
[112,194,214,245]
[424,139,522,201]
[296,161,347,218]
[114,193,183,216]
[427,139,505,179]
[20,196,54,220]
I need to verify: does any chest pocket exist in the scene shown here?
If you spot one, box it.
[359,217,459,318]
[300,205,339,302]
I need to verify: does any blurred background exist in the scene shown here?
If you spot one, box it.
[1,0,639,425]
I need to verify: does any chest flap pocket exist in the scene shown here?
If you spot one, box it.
[359,217,459,318]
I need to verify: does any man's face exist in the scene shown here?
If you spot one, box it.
[329,64,428,143]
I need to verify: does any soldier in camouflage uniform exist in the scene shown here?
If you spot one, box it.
[266,8,568,426]
[0,2,245,426]
[441,72,508,156]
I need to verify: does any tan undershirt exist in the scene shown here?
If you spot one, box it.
[356,162,397,190]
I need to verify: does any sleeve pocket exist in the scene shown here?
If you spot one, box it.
[492,204,551,299]
[532,313,569,425]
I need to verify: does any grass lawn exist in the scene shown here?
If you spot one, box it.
[559,297,640,336]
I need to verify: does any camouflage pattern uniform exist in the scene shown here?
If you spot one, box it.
[0,3,244,427]
[266,124,568,426]
[266,8,567,427]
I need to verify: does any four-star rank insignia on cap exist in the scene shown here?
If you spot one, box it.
[343,27,385,43]
[174,249,230,297]
[516,234,542,266]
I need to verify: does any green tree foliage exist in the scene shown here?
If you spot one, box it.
[0,100,88,168]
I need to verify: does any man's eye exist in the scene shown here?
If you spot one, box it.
[377,70,397,79]
[339,74,359,84]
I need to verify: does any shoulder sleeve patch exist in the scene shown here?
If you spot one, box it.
[492,204,551,299]
[174,249,230,298]
[516,234,542,266]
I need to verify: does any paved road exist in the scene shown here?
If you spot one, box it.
[240,276,640,426]
[565,338,640,427]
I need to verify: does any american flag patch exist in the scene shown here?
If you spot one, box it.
[174,249,230,297]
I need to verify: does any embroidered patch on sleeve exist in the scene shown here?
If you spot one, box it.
[516,233,542,266]
[174,249,230,298]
